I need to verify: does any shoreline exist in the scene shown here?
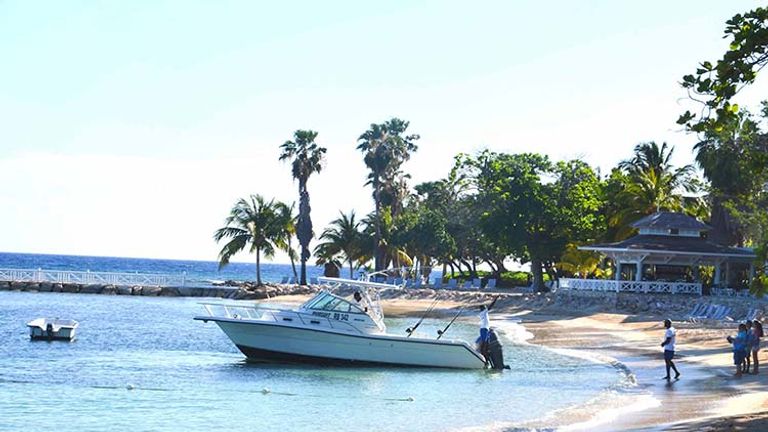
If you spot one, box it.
[5,285,768,430]
[507,311,768,431]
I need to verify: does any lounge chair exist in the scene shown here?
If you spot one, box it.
[280,276,289,284]
[447,279,458,289]
[309,277,318,285]
[462,280,472,289]
[414,278,423,288]
[433,278,443,288]
[472,278,481,289]
[486,278,497,289]
[685,303,706,320]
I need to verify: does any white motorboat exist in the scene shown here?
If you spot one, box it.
[195,277,487,369]
[27,318,79,341]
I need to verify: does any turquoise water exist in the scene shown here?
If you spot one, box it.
[1,292,625,432]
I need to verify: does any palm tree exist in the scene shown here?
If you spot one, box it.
[315,210,366,278]
[612,142,697,237]
[213,195,288,285]
[279,130,327,285]
[275,202,299,282]
[357,118,419,271]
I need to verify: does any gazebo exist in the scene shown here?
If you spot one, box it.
[559,212,756,295]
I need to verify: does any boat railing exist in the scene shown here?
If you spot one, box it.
[198,302,365,334]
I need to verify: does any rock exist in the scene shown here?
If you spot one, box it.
[80,284,104,294]
[160,287,180,296]
[131,286,143,295]
[0,281,10,290]
[52,283,63,292]
[116,286,132,295]
[102,285,117,295]
[62,284,80,293]
[141,286,162,296]
[39,282,53,292]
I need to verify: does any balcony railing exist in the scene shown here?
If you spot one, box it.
[559,278,701,295]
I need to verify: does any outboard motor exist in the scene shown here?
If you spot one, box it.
[487,329,509,370]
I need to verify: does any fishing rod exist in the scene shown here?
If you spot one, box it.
[405,295,440,337]
[436,305,465,340]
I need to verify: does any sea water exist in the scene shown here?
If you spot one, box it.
[0,252,443,286]
[0,291,627,432]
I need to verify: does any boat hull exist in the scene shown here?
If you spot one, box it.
[197,317,486,369]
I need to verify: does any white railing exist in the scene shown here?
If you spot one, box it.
[559,278,701,295]
[0,268,187,287]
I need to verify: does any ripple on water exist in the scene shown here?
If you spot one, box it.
[1,291,625,432]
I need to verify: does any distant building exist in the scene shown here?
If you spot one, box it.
[560,212,756,296]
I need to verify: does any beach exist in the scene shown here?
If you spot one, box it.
[306,290,768,431]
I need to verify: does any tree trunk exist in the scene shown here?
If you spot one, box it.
[373,176,383,271]
[297,178,313,285]
[349,259,354,279]
[531,257,547,292]
[256,247,262,286]
[288,239,298,281]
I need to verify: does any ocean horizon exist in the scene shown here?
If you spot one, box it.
[0,252,325,287]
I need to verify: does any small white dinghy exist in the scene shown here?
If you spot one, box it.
[27,318,79,341]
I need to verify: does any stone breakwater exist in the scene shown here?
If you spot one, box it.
[2,279,765,321]
[0,280,319,300]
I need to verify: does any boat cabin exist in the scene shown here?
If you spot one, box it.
[300,289,385,332]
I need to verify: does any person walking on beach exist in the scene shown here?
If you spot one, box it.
[752,320,763,374]
[727,323,749,378]
[661,319,680,380]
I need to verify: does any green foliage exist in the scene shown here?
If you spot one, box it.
[604,142,700,241]
[678,7,768,136]
[472,152,604,291]
[357,118,420,270]
[213,195,291,285]
[314,210,368,279]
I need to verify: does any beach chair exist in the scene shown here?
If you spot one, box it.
[472,278,481,289]
[414,278,423,288]
[386,277,395,285]
[288,276,296,284]
[374,276,386,283]
[310,277,318,285]
[462,280,472,289]
[447,279,458,289]
[486,278,497,289]
[685,303,705,319]
[280,276,289,284]
[433,278,443,288]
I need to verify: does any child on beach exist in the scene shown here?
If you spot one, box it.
[752,320,763,375]
[727,323,749,377]
[743,321,754,373]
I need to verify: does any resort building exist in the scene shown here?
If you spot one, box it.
[560,212,757,296]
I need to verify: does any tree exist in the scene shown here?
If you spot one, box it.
[678,7,768,246]
[357,118,420,271]
[475,153,603,291]
[314,211,367,279]
[678,7,768,135]
[607,142,698,239]
[213,195,289,285]
[279,130,327,285]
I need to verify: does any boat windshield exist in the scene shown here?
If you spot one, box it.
[304,291,366,314]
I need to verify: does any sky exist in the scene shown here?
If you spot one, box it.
[1,0,766,263]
